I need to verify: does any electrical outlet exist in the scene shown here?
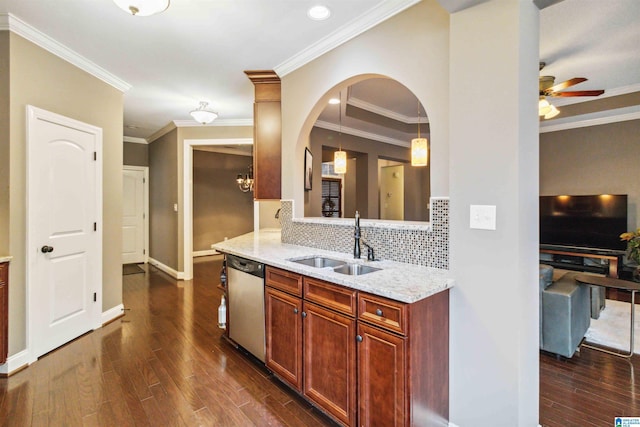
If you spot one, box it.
[470,205,496,230]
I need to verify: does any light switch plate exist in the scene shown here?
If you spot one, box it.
[470,205,497,230]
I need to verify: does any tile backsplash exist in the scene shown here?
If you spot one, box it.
[280,198,449,269]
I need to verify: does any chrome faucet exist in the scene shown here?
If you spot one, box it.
[354,211,361,259]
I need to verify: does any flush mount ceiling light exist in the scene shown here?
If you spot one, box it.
[113,0,170,16]
[307,5,331,21]
[190,101,218,124]
[411,102,428,167]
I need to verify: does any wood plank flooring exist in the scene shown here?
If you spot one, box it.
[0,257,337,427]
[1,256,638,426]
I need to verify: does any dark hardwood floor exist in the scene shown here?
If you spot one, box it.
[1,256,638,426]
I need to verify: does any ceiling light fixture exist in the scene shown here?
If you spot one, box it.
[190,101,218,124]
[333,92,347,174]
[113,0,170,16]
[538,96,560,119]
[307,5,331,21]
[411,102,428,167]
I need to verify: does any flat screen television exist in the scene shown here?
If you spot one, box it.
[540,194,628,252]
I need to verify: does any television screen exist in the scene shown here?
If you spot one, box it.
[540,194,628,252]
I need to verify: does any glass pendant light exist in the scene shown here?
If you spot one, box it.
[411,102,428,167]
[333,92,347,174]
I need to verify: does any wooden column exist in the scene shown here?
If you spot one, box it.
[245,70,281,200]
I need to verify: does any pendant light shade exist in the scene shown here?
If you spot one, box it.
[190,101,218,124]
[333,91,347,174]
[113,0,170,16]
[334,150,347,174]
[411,138,428,167]
[411,102,428,167]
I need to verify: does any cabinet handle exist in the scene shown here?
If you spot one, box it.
[356,335,363,343]
[301,311,307,318]
[375,308,383,316]
[293,308,299,314]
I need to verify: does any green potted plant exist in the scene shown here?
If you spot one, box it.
[620,228,640,280]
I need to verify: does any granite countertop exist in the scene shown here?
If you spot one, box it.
[212,230,453,303]
[0,256,12,263]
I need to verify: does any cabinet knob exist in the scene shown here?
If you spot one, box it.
[301,311,307,318]
[356,335,363,343]
[375,308,383,316]
[293,308,299,314]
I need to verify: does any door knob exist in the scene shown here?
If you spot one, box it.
[41,245,54,253]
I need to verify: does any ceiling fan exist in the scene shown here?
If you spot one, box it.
[538,62,604,119]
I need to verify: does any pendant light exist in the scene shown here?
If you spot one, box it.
[333,92,347,174]
[411,102,428,167]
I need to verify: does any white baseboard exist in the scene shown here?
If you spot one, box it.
[0,349,34,375]
[148,257,184,279]
[102,303,125,325]
[194,249,220,257]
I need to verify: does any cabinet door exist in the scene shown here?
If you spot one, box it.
[358,322,407,427]
[265,287,303,392]
[303,302,356,427]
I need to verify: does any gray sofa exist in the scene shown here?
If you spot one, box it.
[539,265,591,358]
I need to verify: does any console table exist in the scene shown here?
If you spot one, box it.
[575,274,640,358]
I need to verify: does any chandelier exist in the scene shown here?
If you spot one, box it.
[236,165,254,193]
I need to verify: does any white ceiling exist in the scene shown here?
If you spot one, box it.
[1,0,639,141]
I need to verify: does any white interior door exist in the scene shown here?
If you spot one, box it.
[27,106,102,360]
[122,168,146,264]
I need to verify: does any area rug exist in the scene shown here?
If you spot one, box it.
[584,299,640,354]
[122,263,145,275]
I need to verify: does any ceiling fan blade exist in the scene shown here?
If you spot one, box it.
[548,77,587,93]
[551,90,605,97]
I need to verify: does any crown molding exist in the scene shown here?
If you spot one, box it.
[123,136,148,144]
[274,0,420,77]
[347,96,429,124]
[539,105,640,133]
[315,120,410,147]
[173,118,253,128]
[146,122,177,143]
[0,13,131,93]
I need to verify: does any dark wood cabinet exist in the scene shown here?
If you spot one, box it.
[245,70,281,200]
[357,290,449,427]
[264,265,449,427]
[265,287,303,392]
[358,322,406,426]
[0,261,8,365]
[303,301,357,427]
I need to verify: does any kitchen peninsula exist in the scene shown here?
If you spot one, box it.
[213,229,453,427]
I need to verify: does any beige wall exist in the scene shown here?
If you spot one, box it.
[281,0,450,218]
[123,141,149,167]
[149,129,179,269]
[6,32,123,355]
[540,120,640,230]
[0,33,9,256]
[193,150,253,251]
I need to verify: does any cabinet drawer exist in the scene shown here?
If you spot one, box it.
[304,277,356,317]
[358,293,407,335]
[266,266,303,297]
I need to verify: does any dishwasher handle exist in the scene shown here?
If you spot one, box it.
[227,254,264,278]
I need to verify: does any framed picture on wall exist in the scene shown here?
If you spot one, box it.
[304,148,313,191]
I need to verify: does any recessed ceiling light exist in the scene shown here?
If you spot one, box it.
[308,5,331,21]
[328,98,340,105]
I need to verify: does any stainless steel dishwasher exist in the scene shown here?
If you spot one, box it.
[226,254,266,362]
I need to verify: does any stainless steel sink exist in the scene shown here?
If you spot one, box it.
[290,256,347,268]
[333,264,381,276]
